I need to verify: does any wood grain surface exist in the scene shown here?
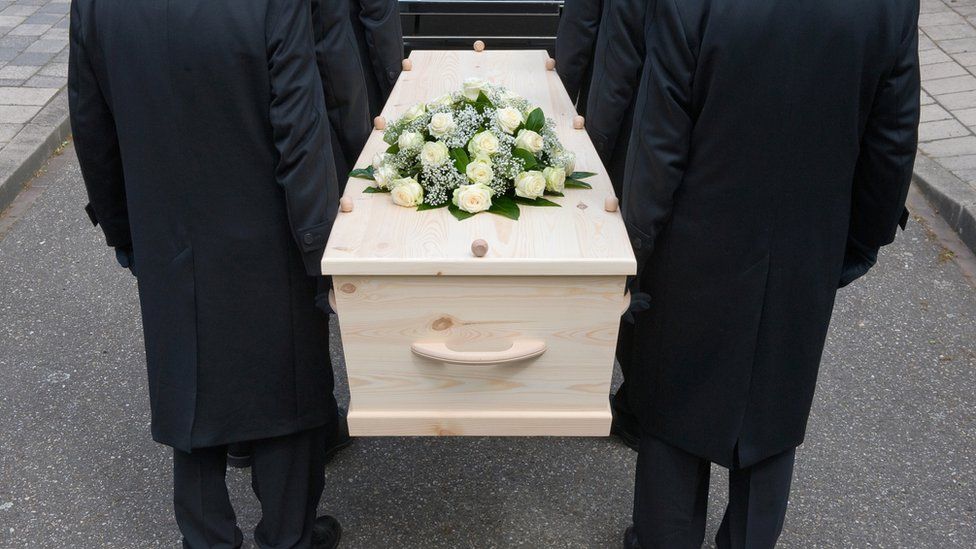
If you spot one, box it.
[322,50,636,277]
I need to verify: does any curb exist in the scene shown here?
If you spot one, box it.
[0,88,71,215]
[912,153,976,254]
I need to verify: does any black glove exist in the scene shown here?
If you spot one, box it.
[838,237,879,289]
[115,246,135,273]
[314,277,334,315]
[623,275,651,324]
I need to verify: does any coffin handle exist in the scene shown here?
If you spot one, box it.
[411,341,547,366]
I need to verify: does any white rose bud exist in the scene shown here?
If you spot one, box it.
[463,77,489,101]
[402,103,426,121]
[427,93,454,109]
[515,129,544,154]
[427,112,456,138]
[495,107,524,134]
[543,166,566,193]
[465,158,494,185]
[398,131,425,151]
[419,141,450,166]
[562,151,576,175]
[373,165,399,189]
[390,177,424,207]
[498,88,522,102]
[452,183,494,213]
[372,152,389,170]
[468,130,500,156]
[514,171,547,200]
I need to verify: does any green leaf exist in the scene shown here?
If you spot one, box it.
[487,195,521,220]
[564,179,593,189]
[348,166,375,180]
[515,196,561,207]
[386,144,400,154]
[545,191,565,197]
[362,186,390,193]
[417,201,448,211]
[513,148,538,170]
[570,171,597,179]
[450,148,471,173]
[448,202,476,221]
[524,108,545,132]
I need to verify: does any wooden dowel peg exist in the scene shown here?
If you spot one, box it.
[545,58,556,71]
[573,116,585,130]
[373,116,386,130]
[473,40,486,52]
[604,196,619,213]
[340,197,354,213]
[471,239,489,258]
[401,58,413,71]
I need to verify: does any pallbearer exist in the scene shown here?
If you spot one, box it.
[622,0,920,547]
[554,0,602,113]
[69,0,343,547]
[348,0,405,118]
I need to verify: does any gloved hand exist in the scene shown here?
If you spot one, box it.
[115,246,135,274]
[838,237,879,288]
[314,277,334,315]
[623,275,651,324]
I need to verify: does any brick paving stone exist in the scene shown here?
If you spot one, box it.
[923,74,976,95]
[919,119,971,142]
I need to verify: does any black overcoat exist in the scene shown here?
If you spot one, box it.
[622,0,920,468]
[348,0,404,118]
[69,0,340,452]
[555,0,602,114]
[312,0,371,182]
[585,0,647,195]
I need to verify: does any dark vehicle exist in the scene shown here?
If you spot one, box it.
[400,0,563,54]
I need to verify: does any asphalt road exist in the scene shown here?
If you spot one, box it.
[1,145,974,548]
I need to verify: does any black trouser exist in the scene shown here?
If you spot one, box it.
[634,434,796,549]
[173,426,327,549]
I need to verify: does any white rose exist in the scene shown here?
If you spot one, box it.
[390,177,424,207]
[543,166,566,193]
[419,141,450,166]
[372,152,389,170]
[398,131,424,151]
[468,131,500,156]
[427,112,456,138]
[465,159,494,185]
[427,93,454,109]
[463,77,489,101]
[495,107,524,134]
[515,129,544,154]
[402,103,426,121]
[514,171,546,200]
[452,183,494,213]
[373,165,399,189]
[562,151,576,175]
[498,88,522,102]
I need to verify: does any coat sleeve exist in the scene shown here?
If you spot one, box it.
[848,21,920,251]
[621,0,696,271]
[313,0,371,170]
[266,0,339,276]
[555,0,602,105]
[68,0,131,249]
[355,0,404,102]
[585,0,648,165]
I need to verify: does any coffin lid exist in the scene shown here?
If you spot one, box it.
[322,50,636,277]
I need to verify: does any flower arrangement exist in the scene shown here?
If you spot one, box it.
[349,78,595,221]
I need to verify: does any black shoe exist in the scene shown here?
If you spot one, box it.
[624,525,640,549]
[312,515,342,549]
[226,442,253,469]
[324,410,352,464]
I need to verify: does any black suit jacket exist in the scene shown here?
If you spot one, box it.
[622,0,920,468]
[69,0,339,451]
[555,0,602,114]
[585,0,647,195]
[348,0,403,118]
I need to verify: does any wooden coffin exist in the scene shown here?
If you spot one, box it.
[322,50,636,436]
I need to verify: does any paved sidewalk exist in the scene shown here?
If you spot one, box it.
[0,0,69,212]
